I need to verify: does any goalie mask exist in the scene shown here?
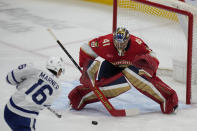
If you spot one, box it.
[113,27,130,56]
[46,56,65,76]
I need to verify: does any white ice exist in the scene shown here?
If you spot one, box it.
[0,0,197,131]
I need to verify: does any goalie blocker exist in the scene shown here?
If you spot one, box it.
[68,56,178,114]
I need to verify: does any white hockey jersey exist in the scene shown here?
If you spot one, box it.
[6,63,61,118]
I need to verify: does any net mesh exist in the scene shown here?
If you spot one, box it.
[115,0,197,103]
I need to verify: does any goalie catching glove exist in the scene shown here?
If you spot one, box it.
[133,53,159,77]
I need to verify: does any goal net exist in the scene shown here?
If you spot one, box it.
[113,0,197,104]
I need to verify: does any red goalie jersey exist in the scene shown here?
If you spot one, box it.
[69,28,178,114]
[79,33,159,76]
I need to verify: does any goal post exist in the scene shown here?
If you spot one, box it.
[112,0,197,104]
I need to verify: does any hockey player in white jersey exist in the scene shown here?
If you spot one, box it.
[4,56,65,131]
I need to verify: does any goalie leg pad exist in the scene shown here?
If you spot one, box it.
[69,57,131,110]
[122,66,178,114]
[123,66,165,104]
[68,75,131,110]
[148,76,178,114]
[68,85,95,110]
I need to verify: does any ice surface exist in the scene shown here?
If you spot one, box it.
[0,0,197,131]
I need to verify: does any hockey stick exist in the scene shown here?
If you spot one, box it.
[47,107,62,118]
[44,105,62,118]
[47,29,82,73]
[86,63,140,116]
[88,80,139,116]
[47,29,139,117]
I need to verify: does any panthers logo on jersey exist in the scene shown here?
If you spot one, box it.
[90,41,99,47]
[135,38,142,45]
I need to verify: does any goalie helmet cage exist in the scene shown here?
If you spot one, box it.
[112,0,197,104]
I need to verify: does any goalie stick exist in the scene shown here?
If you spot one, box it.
[47,28,140,117]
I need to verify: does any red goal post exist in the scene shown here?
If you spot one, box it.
[112,0,197,104]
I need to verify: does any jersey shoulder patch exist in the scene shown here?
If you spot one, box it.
[90,40,99,47]
[135,38,143,45]
[89,34,113,48]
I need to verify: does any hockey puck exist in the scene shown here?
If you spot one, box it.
[92,121,98,125]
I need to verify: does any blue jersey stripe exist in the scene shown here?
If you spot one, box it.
[6,75,12,84]
[10,98,39,115]
[33,119,36,129]
[11,71,19,84]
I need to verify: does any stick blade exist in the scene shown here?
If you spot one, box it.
[125,108,140,116]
